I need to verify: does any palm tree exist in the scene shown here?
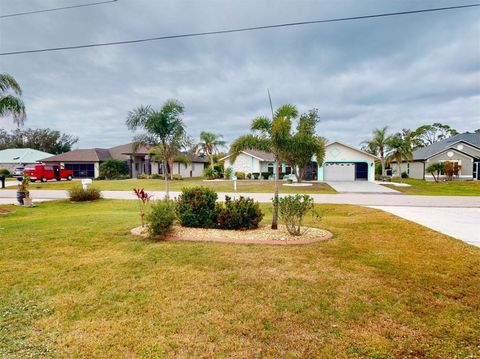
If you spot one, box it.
[230,104,298,230]
[362,126,391,176]
[0,73,26,126]
[386,133,413,183]
[126,100,191,199]
[195,131,226,168]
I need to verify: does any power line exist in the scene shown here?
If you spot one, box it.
[1,3,478,56]
[0,0,118,19]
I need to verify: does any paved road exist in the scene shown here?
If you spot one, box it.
[370,206,480,248]
[1,189,480,207]
[327,181,399,194]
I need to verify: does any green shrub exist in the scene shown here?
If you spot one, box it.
[401,171,409,179]
[137,173,150,179]
[275,194,317,236]
[224,167,233,179]
[146,200,176,238]
[252,172,260,180]
[175,187,218,228]
[213,162,224,177]
[0,168,10,176]
[234,172,245,180]
[246,173,252,179]
[204,167,218,180]
[216,196,264,230]
[172,174,183,181]
[260,172,270,180]
[69,186,102,202]
[100,159,129,179]
[151,173,164,180]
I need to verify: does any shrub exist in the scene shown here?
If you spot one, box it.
[69,186,102,202]
[172,174,183,181]
[252,172,260,180]
[216,196,264,230]
[0,168,10,176]
[235,172,245,180]
[261,172,270,180]
[175,187,218,228]
[445,161,461,181]
[204,167,218,180]
[146,200,176,238]
[100,159,129,180]
[224,167,233,179]
[246,173,252,179]
[113,174,130,180]
[133,188,153,227]
[151,173,164,180]
[137,173,150,179]
[401,171,409,179]
[213,162,224,177]
[275,194,317,236]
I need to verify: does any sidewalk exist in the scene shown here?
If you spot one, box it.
[1,189,480,207]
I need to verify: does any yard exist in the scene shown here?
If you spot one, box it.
[1,200,479,357]
[10,177,336,194]
[381,178,480,196]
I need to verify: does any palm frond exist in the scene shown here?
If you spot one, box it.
[229,134,270,162]
[0,94,26,126]
[0,73,22,95]
[251,116,271,134]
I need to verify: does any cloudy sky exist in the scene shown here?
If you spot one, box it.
[1,0,479,149]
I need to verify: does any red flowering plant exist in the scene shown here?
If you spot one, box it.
[133,188,153,227]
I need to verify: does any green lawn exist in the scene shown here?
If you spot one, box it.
[381,178,480,196]
[1,201,479,357]
[13,177,336,194]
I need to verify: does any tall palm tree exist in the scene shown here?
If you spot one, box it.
[362,126,391,176]
[195,131,226,168]
[126,100,191,199]
[386,133,413,183]
[230,104,298,230]
[0,73,26,126]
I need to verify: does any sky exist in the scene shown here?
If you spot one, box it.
[0,0,479,149]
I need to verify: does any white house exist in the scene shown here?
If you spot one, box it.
[221,141,378,182]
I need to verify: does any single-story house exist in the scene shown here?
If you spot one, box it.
[394,132,480,181]
[0,148,54,171]
[42,143,208,179]
[220,141,378,182]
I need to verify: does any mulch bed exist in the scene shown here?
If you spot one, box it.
[131,224,332,245]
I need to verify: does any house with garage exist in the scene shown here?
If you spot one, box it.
[394,132,480,181]
[42,143,208,179]
[221,141,378,182]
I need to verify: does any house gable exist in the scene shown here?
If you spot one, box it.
[324,141,378,162]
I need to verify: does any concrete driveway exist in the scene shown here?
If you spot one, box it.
[327,181,399,194]
[370,206,480,248]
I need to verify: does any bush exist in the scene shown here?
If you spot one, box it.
[216,196,264,230]
[252,172,260,180]
[151,173,164,180]
[100,159,129,180]
[172,174,183,181]
[261,172,270,180]
[213,162,224,177]
[175,187,218,228]
[204,167,219,180]
[224,167,233,179]
[275,194,317,236]
[401,171,409,179]
[146,200,176,238]
[246,173,252,179]
[0,168,10,176]
[137,173,150,179]
[69,186,102,202]
[235,172,245,180]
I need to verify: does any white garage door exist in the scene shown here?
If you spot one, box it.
[324,162,355,181]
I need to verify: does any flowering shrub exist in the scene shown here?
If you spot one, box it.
[133,188,153,227]
[216,196,263,230]
[175,187,218,228]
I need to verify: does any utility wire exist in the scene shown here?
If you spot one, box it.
[1,3,478,56]
[0,0,118,19]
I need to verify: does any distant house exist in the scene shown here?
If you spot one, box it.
[0,148,54,171]
[42,143,208,178]
[394,132,480,181]
[220,141,378,182]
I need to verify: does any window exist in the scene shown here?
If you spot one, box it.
[285,166,292,174]
[267,163,274,174]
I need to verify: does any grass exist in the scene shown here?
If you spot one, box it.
[1,200,479,357]
[10,177,336,194]
[381,178,480,196]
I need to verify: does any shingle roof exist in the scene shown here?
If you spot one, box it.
[0,148,54,164]
[242,150,276,161]
[412,132,480,160]
[42,148,112,162]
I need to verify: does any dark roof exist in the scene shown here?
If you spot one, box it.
[42,143,208,163]
[42,148,112,162]
[412,132,480,160]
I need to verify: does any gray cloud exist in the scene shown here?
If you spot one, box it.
[0,0,479,149]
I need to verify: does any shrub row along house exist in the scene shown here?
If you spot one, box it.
[221,141,378,182]
[394,132,480,181]
[42,143,208,178]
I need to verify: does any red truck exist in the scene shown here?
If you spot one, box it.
[21,164,73,182]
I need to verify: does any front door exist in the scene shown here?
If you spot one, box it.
[474,162,480,180]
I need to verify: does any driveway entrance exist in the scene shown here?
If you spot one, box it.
[326,181,399,193]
